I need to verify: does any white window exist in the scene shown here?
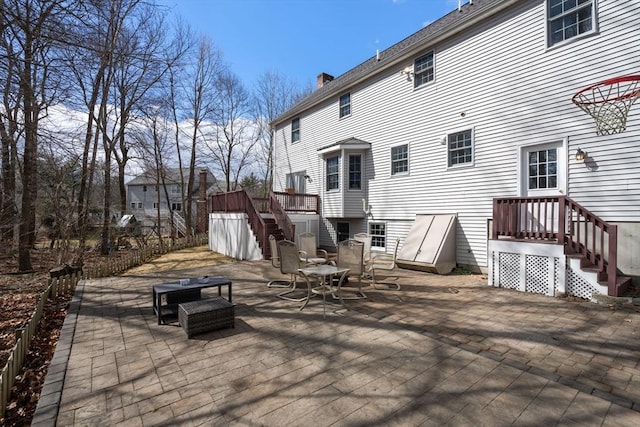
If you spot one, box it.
[391,144,408,175]
[369,222,386,249]
[348,154,361,190]
[414,51,434,88]
[339,93,351,118]
[153,202,159,209]
[547,0,595,47]
[448,129,473,167]
[171,184,180,194]
[137,202,143,209]
[326,156,339,191]
[171,202,182,211]
[291,117,300,143]
[130,202,136,210]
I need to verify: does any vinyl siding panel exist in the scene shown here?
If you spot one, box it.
[273,0,640,269]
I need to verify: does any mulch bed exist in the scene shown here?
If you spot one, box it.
[0,248,106,426]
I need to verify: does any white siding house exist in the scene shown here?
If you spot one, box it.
[126,168,217,235]
[271,0,640,291]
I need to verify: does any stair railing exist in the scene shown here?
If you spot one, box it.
[269,192,295,241]
[492,196,619,295]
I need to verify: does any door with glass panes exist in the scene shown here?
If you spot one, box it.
[520,142,566,235]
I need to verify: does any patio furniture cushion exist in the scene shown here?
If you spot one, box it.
[178,297,234,338]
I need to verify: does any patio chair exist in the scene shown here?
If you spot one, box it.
[333,239,367,299]
[267,235,290,288]
[298,232,329,265]
[354,232,372,276]
[367,238,401,290]
[275,239,309,302]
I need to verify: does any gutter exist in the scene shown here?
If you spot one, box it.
[272,0,522,126]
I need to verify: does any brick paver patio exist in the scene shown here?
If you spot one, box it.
[32,255,640,426]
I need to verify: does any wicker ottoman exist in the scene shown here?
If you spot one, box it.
[178,297,234,338]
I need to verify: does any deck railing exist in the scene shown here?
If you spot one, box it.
[211,190,267,253]
[272,191,319,213]
[492,196,619,295]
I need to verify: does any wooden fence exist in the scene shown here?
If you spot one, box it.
[0,234,208,419]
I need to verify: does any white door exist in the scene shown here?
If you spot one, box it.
[520,142,566,235]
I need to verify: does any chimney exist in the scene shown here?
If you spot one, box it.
[317,72,334,89]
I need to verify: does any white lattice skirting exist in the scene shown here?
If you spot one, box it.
[488,240,566,297]
[488,240,606,299]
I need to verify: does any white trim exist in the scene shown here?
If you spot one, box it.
[445,126,475,170]
[518,138,567,197]
[390,142,410,177]
[545,0,599,50]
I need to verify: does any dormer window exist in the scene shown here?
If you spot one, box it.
[339,93,351,118]
[414,51,434,88]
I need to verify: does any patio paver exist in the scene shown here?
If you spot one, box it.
[32,256,640,426]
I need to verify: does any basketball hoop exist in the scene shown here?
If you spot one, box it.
[572,75,640,135]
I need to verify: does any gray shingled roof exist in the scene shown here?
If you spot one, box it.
[273,0,513,125]
[127,168,217,191]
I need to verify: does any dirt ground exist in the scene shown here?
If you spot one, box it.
[0,245,229,426]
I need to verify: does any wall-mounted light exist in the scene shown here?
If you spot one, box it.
[575,148,586,161]
[304,174,312,183]
[400,66,414,80]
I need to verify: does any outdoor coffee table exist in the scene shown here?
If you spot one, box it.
[153,276,232,325]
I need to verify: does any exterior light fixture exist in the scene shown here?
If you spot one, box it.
[575,148,586,161]
[400,66,414,80]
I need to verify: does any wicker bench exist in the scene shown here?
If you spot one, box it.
[178,297,234,338]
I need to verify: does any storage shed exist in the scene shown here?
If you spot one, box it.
[397,214,457,274]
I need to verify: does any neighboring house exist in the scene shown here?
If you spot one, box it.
[127,168,218,235]
[267,0,640,298]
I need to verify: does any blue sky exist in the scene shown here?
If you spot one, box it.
[159,0,461,89]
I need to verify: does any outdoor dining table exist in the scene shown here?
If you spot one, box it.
[152,276,232,325]
[298,265,350,316]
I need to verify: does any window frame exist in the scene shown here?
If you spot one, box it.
[291,117,300,143]
[339,92,351,118]
[171,202,182,211]
[348,154,362,190]
[413,51,434,89]
[369,222,387,250]
[391,144,409,176]
[547,0,596,48]
[447,128,474,168]
[527,148,558,190]
[325,155,340,191]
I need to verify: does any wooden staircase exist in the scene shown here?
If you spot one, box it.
[210,190,295,260]
[492,196,631,297]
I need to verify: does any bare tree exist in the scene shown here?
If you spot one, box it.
[205,70,258,192]
[253,71,307,196]
[172,35,223,236]
[132,104,176,249]
[0,0,70,271]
